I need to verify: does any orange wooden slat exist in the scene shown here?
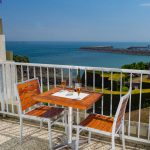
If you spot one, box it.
[80,114,114,133]
[26,106,64,118]
[33,87,103,110]
[17,79,40,111]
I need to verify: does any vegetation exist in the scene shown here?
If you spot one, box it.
[122,86,129,92]
[13,55,29,63]
[121,61,149,70]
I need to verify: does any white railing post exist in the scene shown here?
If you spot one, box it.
[0,64,4,112]
[93,70,95,113]
[138,73,143,138]
[0,19,6,113]
[101,70,104,115]
[120,71,123,99]
[128,73,132,136]
[85,69,87,89]
[110,71,113,117]
[0,62,16,114]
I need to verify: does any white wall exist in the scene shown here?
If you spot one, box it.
[0,34,6,112]
[0,35,6,61]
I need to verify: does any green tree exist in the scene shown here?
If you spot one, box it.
[121,62,149,70]
[13,55,29,63]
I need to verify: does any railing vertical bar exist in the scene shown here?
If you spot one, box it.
[61,68,63,82]
[47,67,50,91]
[5,64,9,112]
[93,70,95,91]
[110,71,113,117]
[69,68,71,87]
[54,67,56,87]
[40,67,43,93]
[15,65,18,112]
[85,69,87,89]
[21,65,23,82]
[138,73,143,138]
[93,70,95,113]
[46,67,50,106]
[128,73,132,136]
[76,68,78,75]
[101,70,104,115]
[10,64,15,114]
[2,64,8,112]
[15,65,18,83]
[27,66,29,80]
[60,68,64,108]
[83,69,87,118]
[120,72,122,99]
[33,66,38,107]
[33,66,36,78]
[148,106,150,140]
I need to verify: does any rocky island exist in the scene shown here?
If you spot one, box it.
[80,45,150,56]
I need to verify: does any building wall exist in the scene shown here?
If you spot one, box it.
[0,35,6,61]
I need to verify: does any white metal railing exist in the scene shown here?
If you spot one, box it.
[0,61,150,144]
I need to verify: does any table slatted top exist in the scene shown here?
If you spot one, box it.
[33,87,103,110]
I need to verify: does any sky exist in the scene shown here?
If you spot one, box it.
[0,0,150,42]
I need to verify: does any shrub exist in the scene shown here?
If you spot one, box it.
[13,55,29,63]
[122,86,129,92]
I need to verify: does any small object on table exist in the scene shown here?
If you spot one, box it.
[74,82,81,91]
[76,87,81,99]
[61,80,66,90]
[75,83,81,98]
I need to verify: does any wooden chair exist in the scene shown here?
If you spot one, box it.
[76,87,132,150]
[15,78,67,150]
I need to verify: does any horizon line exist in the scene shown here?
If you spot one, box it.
[6,40,150,43]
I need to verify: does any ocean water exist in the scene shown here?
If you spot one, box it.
[6,41,150,68]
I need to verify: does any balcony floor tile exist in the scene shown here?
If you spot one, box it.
[0,117,148,150]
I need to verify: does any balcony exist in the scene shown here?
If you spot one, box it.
[0,61,150,149]
[0,116,149,150]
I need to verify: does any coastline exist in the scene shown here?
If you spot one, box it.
[80,46,150,56]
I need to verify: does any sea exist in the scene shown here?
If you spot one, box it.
[6,41,150,68]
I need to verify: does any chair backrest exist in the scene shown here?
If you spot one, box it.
[15,78,40,113]
[112,87,132,133]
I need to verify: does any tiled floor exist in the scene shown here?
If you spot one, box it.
[0,117,149,150]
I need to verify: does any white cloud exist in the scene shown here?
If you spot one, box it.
[140,3,150,7]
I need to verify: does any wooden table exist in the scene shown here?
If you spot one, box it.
[33,87,103,147]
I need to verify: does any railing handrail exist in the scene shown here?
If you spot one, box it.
[1,61,150,74]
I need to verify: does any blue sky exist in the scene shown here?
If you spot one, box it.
[0,0,150,41]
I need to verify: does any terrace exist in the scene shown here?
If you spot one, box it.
[0,61,150,149]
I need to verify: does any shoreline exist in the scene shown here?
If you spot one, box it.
[80,47,150,56]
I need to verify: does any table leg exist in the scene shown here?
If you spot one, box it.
[54,107,74,149]
[68,107,73,144]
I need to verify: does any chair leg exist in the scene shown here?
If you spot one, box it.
[64,112,68,135]
[111,135,115,150]
[20,117,23,144]
[48,120,53,150]
[122,123,125,150]
[76,127,80,150]
[88,131,91,144]
[40,119,43,130]
[119,128,122,140]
